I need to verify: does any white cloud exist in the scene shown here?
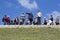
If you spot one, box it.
[18,0,38,10]
[47,11,60,19]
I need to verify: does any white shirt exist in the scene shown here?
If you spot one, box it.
[37,12,42,17]
[49,20,52,23]
[47,20,52,25]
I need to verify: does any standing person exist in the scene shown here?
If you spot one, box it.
[10,20,14,25]
[2,15,7,25]
[6,16,10,25]
[14,16,19,25]
[21,13,25,24]
[37,10,42,25]
[26,12,33,25]
[55,16,59,25]
[43,17,47,25]
[50,15,53,25]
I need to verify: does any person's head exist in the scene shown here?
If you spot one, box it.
[44,17,46,20]
[7,16,10,18]
[38,10,41,13]
[30,12,32,15]
[22,13,24,14]
[16,16,18,18]
[56,16,59,18]
[50,15,53,17]
[4,15,7,17]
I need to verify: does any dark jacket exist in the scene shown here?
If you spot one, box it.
[26,13,33,19]
[2,17,7,22]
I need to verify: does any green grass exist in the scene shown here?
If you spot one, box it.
[0,28,60,40]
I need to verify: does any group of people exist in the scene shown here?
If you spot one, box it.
[2,11,60,25]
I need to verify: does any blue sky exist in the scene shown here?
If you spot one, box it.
[0,0,60,25]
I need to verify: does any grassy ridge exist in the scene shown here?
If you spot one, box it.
[0,28,60,40]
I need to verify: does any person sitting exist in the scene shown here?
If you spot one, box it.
[20,18,23,25]
[55,16,59,25]
[10,20,14,25]
[14,16,19,25]
[6,16,10,25]
[43,17,47,25]
[2,15,7,25]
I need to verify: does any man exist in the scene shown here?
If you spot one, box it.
[21,13,25,24]
[26,12,33,25]
[20,18,23,25]
[37,10,42,25]
[50,15,53,25]
[10,20,14,25]
[6,16,10,25]
[14,16,19,25]
[55,16,59,25]
[2,15,7,25]
[43,17,47,25]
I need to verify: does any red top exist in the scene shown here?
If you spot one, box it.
[6,17,10,22]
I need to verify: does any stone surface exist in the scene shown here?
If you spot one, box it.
[0,25,60,28]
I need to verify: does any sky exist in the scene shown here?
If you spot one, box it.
[0,0,60,25]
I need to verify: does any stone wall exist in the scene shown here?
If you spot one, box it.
[0,25,60,28]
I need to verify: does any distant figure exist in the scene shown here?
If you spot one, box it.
[26,12,33,25]
[21,13,25,24]
[55,16,59,25]
[10,20,14,25]
[37,10,42,25]
[47,19,52,25]
[20,18,23,25]
[25,19,30,25]
[50,15,53,25]
[2,15,7,25]
[43,17,47,25]
[14,16,19,25]
[33,18,38,25]
[6,16,10,25]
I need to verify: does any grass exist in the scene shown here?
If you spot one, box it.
[0,28,60,40]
